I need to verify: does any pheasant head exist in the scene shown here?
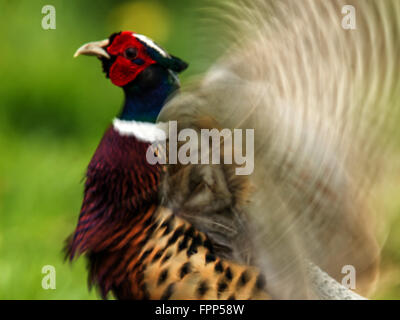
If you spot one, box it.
[74,31,188,122]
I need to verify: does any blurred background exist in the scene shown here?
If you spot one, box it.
[0,0,399,299]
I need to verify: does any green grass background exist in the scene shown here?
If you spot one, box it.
[0,0,399,299]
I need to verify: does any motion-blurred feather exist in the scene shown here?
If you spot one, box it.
[159,0,400,298]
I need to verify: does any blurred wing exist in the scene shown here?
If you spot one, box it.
[159,0,400,298]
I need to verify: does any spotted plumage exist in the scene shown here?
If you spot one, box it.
[126,208,269,300]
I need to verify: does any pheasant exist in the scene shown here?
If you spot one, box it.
[66,0,400,300]
[66,31,269,300]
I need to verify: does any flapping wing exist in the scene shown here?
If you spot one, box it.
[159,0,400,298]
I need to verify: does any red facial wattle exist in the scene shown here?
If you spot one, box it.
[106,31,156,87]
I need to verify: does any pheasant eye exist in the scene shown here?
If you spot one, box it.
[124,47,138,60]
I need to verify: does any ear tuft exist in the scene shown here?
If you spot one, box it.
[168,55,189,73]
[146,50,189,74]
[134,33,189,73]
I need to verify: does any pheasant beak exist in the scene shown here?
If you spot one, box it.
[74,39,110,59]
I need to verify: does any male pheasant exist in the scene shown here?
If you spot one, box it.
[66,0,400,300]
[66,31,269,300]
